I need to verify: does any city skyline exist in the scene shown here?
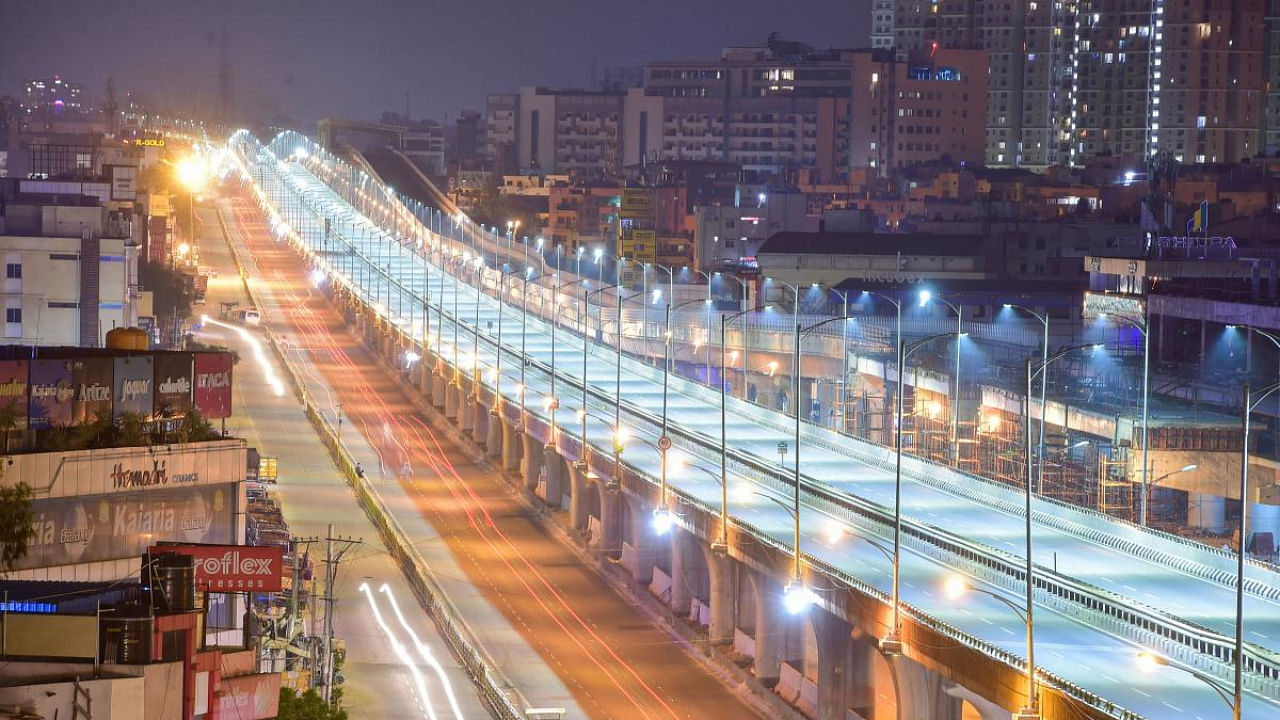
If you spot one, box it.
[0,0,869,125]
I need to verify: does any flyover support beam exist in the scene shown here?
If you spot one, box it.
[889,652,962,720]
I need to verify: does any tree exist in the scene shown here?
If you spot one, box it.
[0,478,34,572]
[276,689,348,720]
[140,258,194,322]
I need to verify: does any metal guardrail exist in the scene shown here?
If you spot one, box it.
[218,196,527,720]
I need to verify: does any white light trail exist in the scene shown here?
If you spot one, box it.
[358,582,440,720]
[379,584,466,720]
[202,315,285,396]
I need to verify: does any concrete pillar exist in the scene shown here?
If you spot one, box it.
[845,634,883,720]
[470,397,487,445]
[458,393,474,434]
[889,653,961,720]
[431,370,447,409]
[521,432,544,490]
[813,612,853,720]
[669,530,693,614]
[444,381,461,421]
[417,358,432,401]
[485,407,503,459]
[706,550,734,643]
[1189,492,1227,534]
[502,424,521,473]
[543,448,566,508]
[752,574,786,682]
[600,487,623,557]
[569,462,590,532]
[627,498,656,584]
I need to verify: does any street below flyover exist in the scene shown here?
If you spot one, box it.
[215,190,768,720]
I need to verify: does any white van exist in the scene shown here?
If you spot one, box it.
[236,309,262,326]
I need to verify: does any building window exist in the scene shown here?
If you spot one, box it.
[5,264,20,279]
[6,308,21,324]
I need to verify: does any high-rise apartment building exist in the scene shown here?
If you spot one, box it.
[485,44,856,183]
[850,48,988,174]
[880,0,1267,167]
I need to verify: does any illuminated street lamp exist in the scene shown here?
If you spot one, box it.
[742,488,811,614]
[883,330,967,655]
[584,284,621,468]
[1015,342,1104,717]
[491,265,521,414]
[1136,652,1236,718]
[945,574,1040,718]
[920,290,964,464]
[1144,464,1199,523]
[547,276,581,444]
[1004,304,1050,492]
[614,289,645,479]
[717,304,771,553]
[1097,310,1150,525]
[519,271,551,432]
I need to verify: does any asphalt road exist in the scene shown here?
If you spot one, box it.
[215,192,766,720]
[194,201,490,720]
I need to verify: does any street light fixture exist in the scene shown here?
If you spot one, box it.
[1136,652,1236,717]
[717,304,772,552]
[1015,342,1103,717]
[743,488,811,614]
[1097,310,1151,525]
[921,290,964,464]
[883,330,966,655]
[1004,304,1050,493]
[944,573,1041,717]
[583,284,621,467]
[519,271,551,433]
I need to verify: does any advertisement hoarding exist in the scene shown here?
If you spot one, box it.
[113,355,154,419]
[72,357,113,424]
[17,483,237,571]
[153,353,193,417]
[0,359,29,429]
[214,673,281,720]
[151,543,282,592]
[28,359,75,429]
[193,353,233,419]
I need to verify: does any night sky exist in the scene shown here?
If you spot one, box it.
[1,0,869,125]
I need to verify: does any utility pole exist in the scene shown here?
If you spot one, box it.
[282,536,316,675]
[320,524,361,703]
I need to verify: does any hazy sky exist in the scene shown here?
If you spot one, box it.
[1,0,870,126]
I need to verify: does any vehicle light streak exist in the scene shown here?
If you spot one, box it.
[358,582,440,720]
[201,314,285,396]
[379,583,466,720]
[238,211,681,719]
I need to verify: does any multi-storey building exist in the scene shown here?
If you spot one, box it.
[849,47,988,174]
[488,44,856,184]
[879,0,1267,167]
[21,76,84,115]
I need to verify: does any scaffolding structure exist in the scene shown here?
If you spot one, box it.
[1098,446,1134,519]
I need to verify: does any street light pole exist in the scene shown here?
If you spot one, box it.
[1020,342,1103,717]
[1100,311,1151,524]
[1232,380,1280,719]
[884,330,964,655]
[921,291,964,465]
[717,304,770,552]
[520,272,550,433]
[1005,304,1050,493]
[584,284,621,467]
[615,290,644,480]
